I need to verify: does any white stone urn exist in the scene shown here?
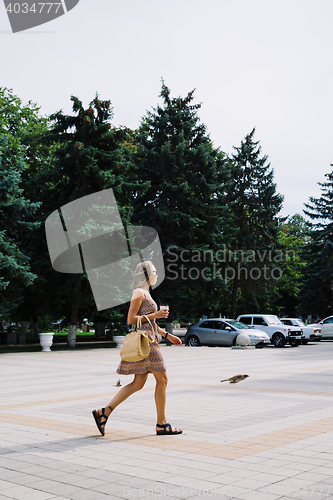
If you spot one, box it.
[236,333,250,346]
[113,335,125,347]
[39,332,54,352]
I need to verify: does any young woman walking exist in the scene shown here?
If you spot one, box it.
[92,260,182,436]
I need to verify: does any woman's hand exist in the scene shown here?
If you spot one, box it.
[156,325,181,345]
[154,309,169,319]
[167,334,182,346]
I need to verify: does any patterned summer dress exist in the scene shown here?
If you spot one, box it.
[116,291,167,375]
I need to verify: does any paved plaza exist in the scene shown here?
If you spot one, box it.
[1,340,333,499]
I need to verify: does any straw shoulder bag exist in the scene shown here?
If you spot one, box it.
[120,315,154,362]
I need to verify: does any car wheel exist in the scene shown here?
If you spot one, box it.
[290,340,301,347]
[272,333,286,348]
[301,339,309,345]
[255,343,264,349]
[187,335,200,347]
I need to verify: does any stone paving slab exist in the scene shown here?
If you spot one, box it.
[1,342,333,499]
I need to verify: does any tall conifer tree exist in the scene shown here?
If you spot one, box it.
[38,95,138,347]
[299,168,333,317]
[275,214,309,316]
[132,83,231,325]
[0,138,40,316]
[0,88,46,318]
[226,128,284,316]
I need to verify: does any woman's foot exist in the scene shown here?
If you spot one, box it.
[156,423,182,435]
[92,408,108,436]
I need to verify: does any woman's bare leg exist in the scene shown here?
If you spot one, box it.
[152,370,181,433]
[152,370,168,425]
[95,373,148,431]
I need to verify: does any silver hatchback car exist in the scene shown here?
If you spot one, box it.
[184,318,270,347]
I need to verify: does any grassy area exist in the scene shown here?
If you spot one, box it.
[26,331,103,343]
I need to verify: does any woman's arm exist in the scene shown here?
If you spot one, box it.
[127,289,169,325]
[127,290,145,325]
[127,290,169,325]
[156,325,182,345]
[156,325,168,338]
[142,308,169,322]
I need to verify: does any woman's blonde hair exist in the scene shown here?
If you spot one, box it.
[132,260,154,289]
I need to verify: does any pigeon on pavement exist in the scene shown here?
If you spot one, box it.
[220,374,249,384]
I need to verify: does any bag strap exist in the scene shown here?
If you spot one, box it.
[142,314,154,331]
[135,314,155,343]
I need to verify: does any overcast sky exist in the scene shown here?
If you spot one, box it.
[2,0,333,219]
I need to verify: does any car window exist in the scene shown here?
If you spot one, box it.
[281,319,292,326]
[213,321,224,330]
[265,315,282,325]
[323,317,333,324]
[238,317,251,325]
[199,321,216,329]
[253,317,267,326]
[227,320,250,329]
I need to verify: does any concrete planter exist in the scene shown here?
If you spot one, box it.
[113,335,125,347]
[39,332,54,352]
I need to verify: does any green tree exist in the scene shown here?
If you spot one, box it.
[0,88,47,318]
[225,128,284,317]
[132,82,232,326]
[299,168,333,317]
[274,214,309,316]
[38,95,138,347]
[0,138,40,317]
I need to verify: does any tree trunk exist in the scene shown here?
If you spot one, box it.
[165,322,173,335]
[67,324,77,348]
[33,316,39,342]
[165,306,174,334]
[67,276,82,348]
[19,321,29,344]
[105,324,113,340]
[94,322,105,340]
[165,321,173,345]
[20,321,29,334]
[165,307,174,344]
[230,276,239,319]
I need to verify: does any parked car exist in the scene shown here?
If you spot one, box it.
[280,318,322,344]
[236,314,304,347]
[307,316,333,339]
[184,318,270,347]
